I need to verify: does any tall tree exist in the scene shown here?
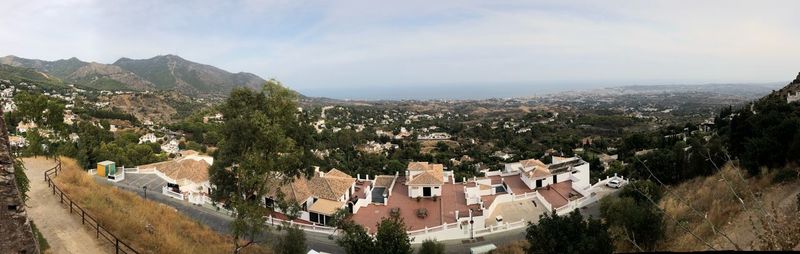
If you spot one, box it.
[374,215,413,254]
[525,210,613,254]
[336,220,376,254]
[209,80,307,253]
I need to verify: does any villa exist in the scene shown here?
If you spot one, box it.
[139,133,158,144]
[261,155,624,243]
[265,168,361,226]
[137,150,213,205]
[405,162,449,198]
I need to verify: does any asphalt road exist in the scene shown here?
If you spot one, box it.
[100,178,624,253]
[96,179,345,253]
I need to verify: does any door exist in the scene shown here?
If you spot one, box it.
[552,175,557,184]
[536,179,542,188]
[423,187,432,197]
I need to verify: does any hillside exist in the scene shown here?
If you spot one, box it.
[0,55,267,97]
[113,55,264,95]
[0,64,67,91]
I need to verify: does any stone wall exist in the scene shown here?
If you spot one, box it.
[0,109,39,253]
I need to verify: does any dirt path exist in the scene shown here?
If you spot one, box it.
[22,157,107,254]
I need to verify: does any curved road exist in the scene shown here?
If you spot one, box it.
[104,179,616,253]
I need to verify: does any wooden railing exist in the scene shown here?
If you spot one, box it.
[44,158,140,254]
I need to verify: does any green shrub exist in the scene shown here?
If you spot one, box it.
[31,221,50,251]
[771,168,798,184]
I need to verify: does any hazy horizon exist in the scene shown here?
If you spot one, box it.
[2,1,800,99]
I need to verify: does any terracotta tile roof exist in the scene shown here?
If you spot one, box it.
[527,166,551,178]
[308,169,355,201]
[308,199,344,216]
[277,176,312,203]
[325,168,351,178]
[520,159,546,168]
[139,156,210,184]
[406,162,444,186]
[407,162,430,171]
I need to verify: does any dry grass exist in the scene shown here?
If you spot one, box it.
[658,163,789,251]
[491,240,528,254]
[54,157,270,254]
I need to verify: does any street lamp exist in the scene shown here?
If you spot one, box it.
[469,209,474,240]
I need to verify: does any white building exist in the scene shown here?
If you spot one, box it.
[68,133,80,143]
[265,168,356,225]
[139,133,158,144]
[16,121,37,133]
[161,139,180,154]
[138,151,213,205]
[406,162,448,198]
[788,92,800,103]
[2,101,16,112]
[9,135,27,147]
[504,156,591,190]
[417,132,452,140]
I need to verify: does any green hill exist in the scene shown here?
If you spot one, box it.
[0,54,268,97]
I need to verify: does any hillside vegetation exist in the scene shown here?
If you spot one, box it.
[658,163,799,251]
[1,55,266,96]
[54,157,271,254]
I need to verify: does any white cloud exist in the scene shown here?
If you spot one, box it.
[1,0,799,98]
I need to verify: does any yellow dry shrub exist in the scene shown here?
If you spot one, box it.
[54,157,271,254]
[659,163,776,251]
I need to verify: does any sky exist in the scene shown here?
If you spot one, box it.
[1,0,800,99]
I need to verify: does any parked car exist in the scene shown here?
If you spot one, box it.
[606,178,622,188]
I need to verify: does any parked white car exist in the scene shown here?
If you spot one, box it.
[606,178,622,188]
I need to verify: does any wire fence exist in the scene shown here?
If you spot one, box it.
[43,158,140,254]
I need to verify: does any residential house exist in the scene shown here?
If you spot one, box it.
[139,133,158,144]
[9,135,27,147]
[788,92,800,103]
[266,168,356,226]
[161,139,180,154]
[505,156,591,190]
[138,151,213,205]
[16,121,37,133]
[418,132,452,140]
[406,162,446,198]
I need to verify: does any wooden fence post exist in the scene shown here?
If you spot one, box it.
[82,210,85,224]
[115,239,120,254]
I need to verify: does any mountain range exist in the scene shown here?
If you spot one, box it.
[0,55,266,96]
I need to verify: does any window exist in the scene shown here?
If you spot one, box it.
[434,186,440,189]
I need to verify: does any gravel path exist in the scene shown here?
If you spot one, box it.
[22,157,108,254]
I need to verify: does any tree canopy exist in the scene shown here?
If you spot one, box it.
[209,80,311,253]
[525,210,613,254]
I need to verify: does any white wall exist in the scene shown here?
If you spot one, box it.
[408,185,442,198]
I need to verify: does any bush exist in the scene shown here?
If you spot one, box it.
[771,168,799,184]
[31,221,50,252]
[418,239,445,254]
[277,225,306,254]
[526,210,613,254]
